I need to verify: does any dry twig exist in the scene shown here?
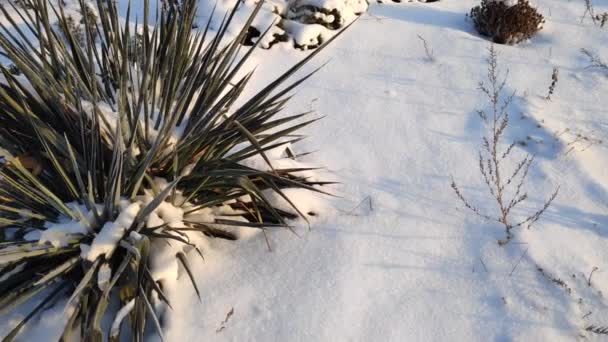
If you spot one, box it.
[545,67,559,101]
[417,34,435,62]
[451,46,559,245]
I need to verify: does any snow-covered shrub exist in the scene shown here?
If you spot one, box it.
[286,0,367,30]
[470,0,545,45]
[0,0,331,339]
[381,0,439,3]
[217,0,367,50]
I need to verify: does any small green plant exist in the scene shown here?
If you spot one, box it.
[451,46,558,245]
[470,0,545,45]
[0,0,339,340]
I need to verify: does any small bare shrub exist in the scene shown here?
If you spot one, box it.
[417,34,435,62]
[470,0,545,45]
[601,13,608,27]
[451,46,559,245]
[563,130,603,156]
[586,325,608,335]
[537,266,573,295]
[582,0,608,27]
[546,67,558,100]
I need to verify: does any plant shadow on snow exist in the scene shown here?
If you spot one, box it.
[579,174,608,205]
[457,222,577,335]
[361,219,575,338]
[507,96,566,160]
[327,170,579,337]
[526,30,556,47]
[539,203,608,239]
[368,3,474,34]
[464,87,565,161]
[364,71,480,100]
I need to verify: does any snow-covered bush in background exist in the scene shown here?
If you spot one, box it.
[470,0,545,45]
[200,0,367,50]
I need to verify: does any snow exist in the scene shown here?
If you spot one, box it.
[288,0,368,23]
[81,98,186,151]
[110,299,135,339]
[84,202,141,262]
[160,0,608,341]
[282,20,328,48]
[138,182,208,283]
[238,140,329,216]
[36,221,88,247]
[490,0,517,5]
[0,263,25,283]
[4,0,608,341]
[154,202,185,227]
[196,0,367,49]
[26,202,95,248]
[97,262,112,291]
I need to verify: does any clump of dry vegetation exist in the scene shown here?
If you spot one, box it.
[546,67,559,101]
[451,46,559,245]
[470,0,545,45]
[586,325,608,336]
[581,0,608,28]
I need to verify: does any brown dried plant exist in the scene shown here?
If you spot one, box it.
[470,0,545,45]
[581,0,608,28]
[546,67,559,101]
[417,34,435,62]
[451,46,559,245]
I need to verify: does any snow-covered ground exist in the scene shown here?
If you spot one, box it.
[3,0,608,340]
[160,0,608,340]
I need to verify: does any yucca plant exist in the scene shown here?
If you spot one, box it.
[0,0,337,340]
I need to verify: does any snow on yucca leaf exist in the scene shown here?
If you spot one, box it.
[0,0,337,340]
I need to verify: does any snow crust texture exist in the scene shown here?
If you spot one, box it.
[160,0,608,341]
[3,0,608,341]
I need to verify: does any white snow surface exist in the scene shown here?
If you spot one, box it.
[110,299,135,338]
[84,201,141,261]
[36,220,88,248]
[25,202,97,247]
[160,0,608,341]
[3,0,608,341]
